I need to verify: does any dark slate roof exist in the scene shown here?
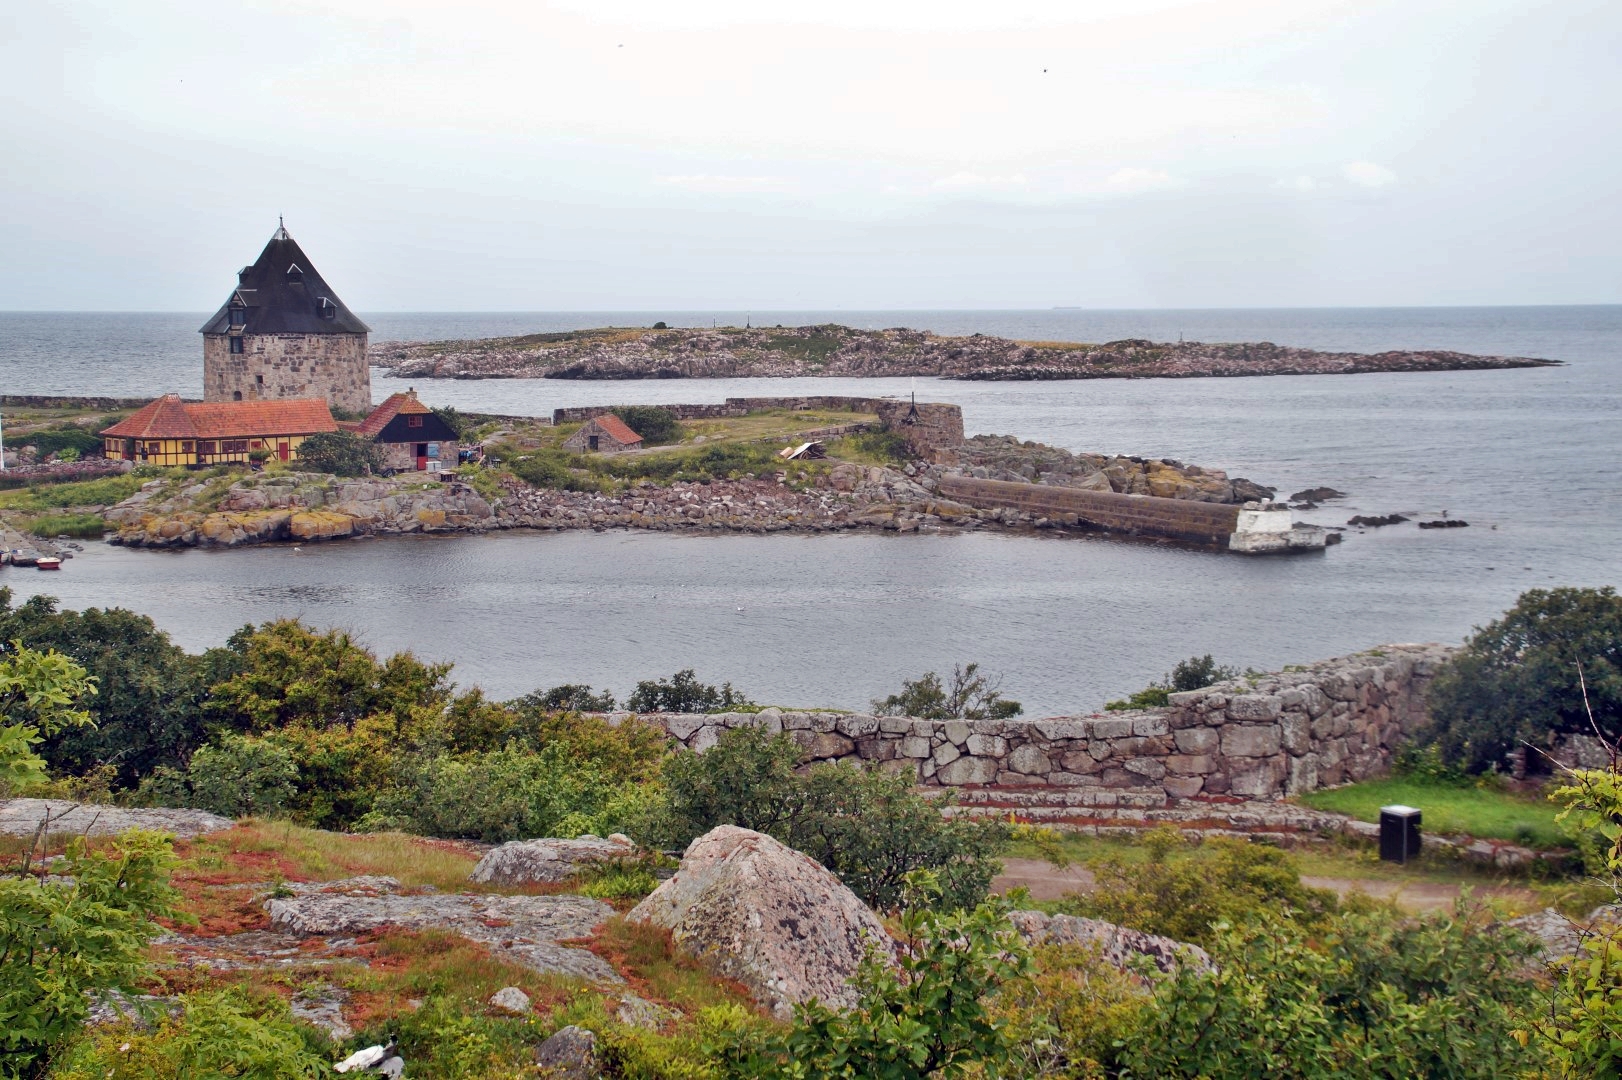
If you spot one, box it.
[200,224,371,336]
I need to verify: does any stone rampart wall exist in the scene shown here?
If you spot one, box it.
[613,644,1454,802]
[938,475,1241,546]
[551,396,898,425]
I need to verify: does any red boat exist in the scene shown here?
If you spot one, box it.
[35,557,61,571]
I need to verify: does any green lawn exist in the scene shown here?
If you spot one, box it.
[1298,778,1565,849]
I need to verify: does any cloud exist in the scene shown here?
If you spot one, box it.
[654,174,794,193]
[1102,167,1182,193]
[1276,175,1318,191]
[931,171,1029,191]
[1341,161,1397,188]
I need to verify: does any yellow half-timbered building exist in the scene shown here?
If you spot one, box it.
[101,395,338,467]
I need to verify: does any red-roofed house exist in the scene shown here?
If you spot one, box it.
[100,395,338,466]
[563,414,643,454]
[349,388,460,473]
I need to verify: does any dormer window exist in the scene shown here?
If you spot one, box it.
[317,297,337,320]
[229,308,246,327]
[408,416,424,428]
[286,264,304,284]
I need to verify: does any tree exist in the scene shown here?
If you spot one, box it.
[1105,653,1238,711]
[611,405,682,446]
[653,726,1006,911]
[1425,587,1622,773]
[0,638,95,792]
[515,683,618,712]
[293,430,383,477]
[872,663,1021,721]
[0,589,211,786]
[627,669,753,713]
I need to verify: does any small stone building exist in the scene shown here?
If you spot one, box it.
[349,389,459,474]
[199,221,372,415]
[564,414,643,454]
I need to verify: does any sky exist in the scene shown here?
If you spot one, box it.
[2,0,1619,311]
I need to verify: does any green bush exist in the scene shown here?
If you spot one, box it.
[183,734,299,818]
[1425,587,1622,773]
[51,988,331,1080]
[611,405,683,446]
[507,449,602,491]
[627,668,753,713]
[18,425,102,459]
[0,830,177,1079]
[735,878,1033,1079]
[591,442,787,485]
[1105,653,1237,711]
[293,430,383,477]
[651,725,1007,911]
[514,682,618,712]
[872,662,1021,720]
[1061,827,1340,948]
[1123,905,1543,1079]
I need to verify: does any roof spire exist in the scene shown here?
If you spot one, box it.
[273,215,290,241]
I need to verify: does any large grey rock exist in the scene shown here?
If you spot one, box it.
[267,878,619,983]
[0,798,232,840]
[1009,910,1209,974]
[627,825,891,1018]
[489,986,532,1014]
[470,835,640,885]
[534,1025,598,1079]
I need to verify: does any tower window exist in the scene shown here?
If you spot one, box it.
[286,264,304,283]
[229,308,246,327]
[256,374,264,385]
[229,337,245,354]
[317,297,337,320]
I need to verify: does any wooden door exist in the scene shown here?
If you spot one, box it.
[278,441,290,461]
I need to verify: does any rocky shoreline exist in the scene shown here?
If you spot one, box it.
[376,324,1559,382]
[98,437,1287,549]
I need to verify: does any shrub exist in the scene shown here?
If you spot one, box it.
[872,662,1021,720]
[183,734,299,818]
[739,878,1033,1079]
[433,405,473,440]
[1105,653,1237,711]
[611,405,682,446]
[18,425,102,460]
[1425,587,1622,773]
[507,449,602,491]
[0,636,96,793]
[293,430,383,477]
[0,830,177,1079]
[833,430,912,465]
[991,943,1148,1079]
[627,668,754,713]
[1061,826,1340,947]
[51,988,330,1080]
[1123,905,1543,1079]
[651,725,1007,910]
[514,682,618,712]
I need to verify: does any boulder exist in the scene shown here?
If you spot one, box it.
[470,834,640,885]
[489,986,532,1014]
[1009,910,1209,974]
[534,1025,598,1079]
[626,825,891,1018]
[0,798,233,840]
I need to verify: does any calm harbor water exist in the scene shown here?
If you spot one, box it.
[1,307,1618,715]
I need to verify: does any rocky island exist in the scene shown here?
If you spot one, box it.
[375,324,1560,381]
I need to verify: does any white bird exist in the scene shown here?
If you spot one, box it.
[292,546,303,554]
[336,1036,400,1074]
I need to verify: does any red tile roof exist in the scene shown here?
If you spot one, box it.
[101,395,338,439]
[590,414,643,445]
[354,390,433,438]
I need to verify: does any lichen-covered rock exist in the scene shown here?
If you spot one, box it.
[1009,910,1210,974]
[534,1025,598,1080]
[470,834,640,885]
[626,825,891,1018]
[489,986,532,1014]
[0,798,232,840]
[266,879,619,983]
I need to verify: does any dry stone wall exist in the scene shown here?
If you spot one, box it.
[938,475,1242,546]
[613,644,1454,802]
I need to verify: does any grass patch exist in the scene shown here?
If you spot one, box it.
[0,473,145,511]
[1297,778,1564,849]
[583,917,753,1013]
[23,512,106,538]
[825,430,910,466]
[179,820,482,891]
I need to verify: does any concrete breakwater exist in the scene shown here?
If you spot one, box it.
[611,644,1453,802]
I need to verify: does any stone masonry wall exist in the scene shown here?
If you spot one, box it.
[205,333,372,415]
[939,475,1242,546]
[611,645,1454,802]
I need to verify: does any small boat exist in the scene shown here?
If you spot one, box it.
[35,556,61,571]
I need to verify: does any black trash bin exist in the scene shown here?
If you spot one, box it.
[1379,804,1422,863]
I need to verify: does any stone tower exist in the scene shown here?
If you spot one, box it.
[200,222,372,415]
